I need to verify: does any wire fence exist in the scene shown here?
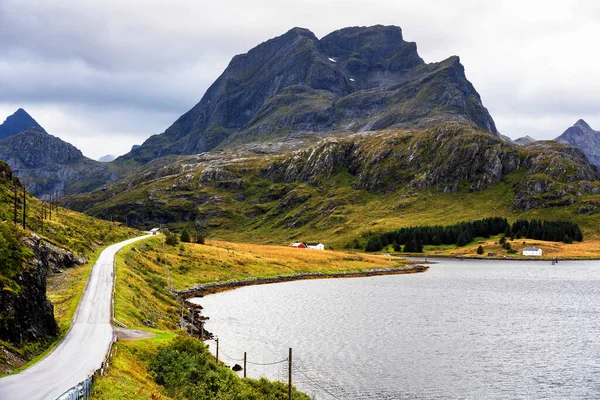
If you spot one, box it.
[211,339,347,400]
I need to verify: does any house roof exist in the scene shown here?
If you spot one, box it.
[523,247,541,251]
[150,228,160,232]
[306,242,322,246]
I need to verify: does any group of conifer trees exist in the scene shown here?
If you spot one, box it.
[364,217,583,252]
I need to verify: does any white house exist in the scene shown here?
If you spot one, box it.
[150,228,160,235]
[523,247,542,256]
[306,242,325,251]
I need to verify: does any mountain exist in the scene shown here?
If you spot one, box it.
[0,108,46,140]
[0,128,116,199]
[555,119,600,167]
[98,154,116,162]
[122,25,497,164]
[131,144,141,151]
[514,135,537,146]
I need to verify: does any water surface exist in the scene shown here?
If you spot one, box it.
[196,259,600,399]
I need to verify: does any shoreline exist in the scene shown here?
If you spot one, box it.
[401,254,600,261]
[176,264,428,299]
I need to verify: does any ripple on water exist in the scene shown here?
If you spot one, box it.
[196,259,600,399]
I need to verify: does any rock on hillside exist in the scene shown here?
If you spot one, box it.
[0,109,46,140]
[555,119,600,167]
[0,129,116,199]
[123,25,497,163]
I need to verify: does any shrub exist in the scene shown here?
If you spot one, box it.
[476,245,484,255]
[148,336,310,400]
[180,228,191,243]
[166,233,179,246]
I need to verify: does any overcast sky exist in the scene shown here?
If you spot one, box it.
[1,0,599,159]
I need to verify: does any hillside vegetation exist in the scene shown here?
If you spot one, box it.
[63,123,600,255]
[0,161,138,374]
[91,236,406,399]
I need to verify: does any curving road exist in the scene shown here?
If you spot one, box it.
[0,234,151,400]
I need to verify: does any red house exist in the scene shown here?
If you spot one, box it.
[289,242,307,248]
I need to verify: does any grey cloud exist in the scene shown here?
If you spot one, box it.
[2,0,600,156]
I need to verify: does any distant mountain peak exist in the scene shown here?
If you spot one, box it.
[0,109,46,140]
[574,119,593,130]
[555,120,600,167]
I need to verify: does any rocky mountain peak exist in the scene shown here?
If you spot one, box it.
[0,109,46,141]
[555,119,600,167]
[574,119,592,131]
[124,25,498,164]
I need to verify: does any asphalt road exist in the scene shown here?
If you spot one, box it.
[0,234,151,400]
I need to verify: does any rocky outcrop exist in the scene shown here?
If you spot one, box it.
[0,129,117,199]
[0,108,46,141]
[264,124,519,193]
[264,123,600,208]
[555,119,600,167]
[0,234,85,346]
[122,25,497,164]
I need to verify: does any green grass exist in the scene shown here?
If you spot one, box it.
[92,235,408,398]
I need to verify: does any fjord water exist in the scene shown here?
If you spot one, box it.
[197,259,600,399]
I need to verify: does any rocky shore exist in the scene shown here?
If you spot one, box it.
[176,265,428,299]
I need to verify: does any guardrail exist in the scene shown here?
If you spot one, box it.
[54,333,117,400]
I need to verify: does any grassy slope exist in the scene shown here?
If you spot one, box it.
[91,236,406,399]
[0,169,139,374]
[71,128,600,257]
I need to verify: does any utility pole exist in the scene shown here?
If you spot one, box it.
[244,352,247,378]
[216,338,219,364]
[288,348,292,400]
[22,186,26,229]
[13,184,17,225]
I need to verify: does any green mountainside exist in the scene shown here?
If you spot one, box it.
[63,123,600,248]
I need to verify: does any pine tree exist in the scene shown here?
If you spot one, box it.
[180,228,191,243]
[476,245,484,255]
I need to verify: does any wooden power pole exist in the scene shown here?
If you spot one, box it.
[288,348,292,400]
[13,184,18,224]
[244,352,247,378]
[22,186,26,229]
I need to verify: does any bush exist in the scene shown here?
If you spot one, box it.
[180,228,191,243]
[476,245,484,255]
[148,336,310,400]
[195,233,205,245]
[166,233,179,246]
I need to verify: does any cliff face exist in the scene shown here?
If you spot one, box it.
[123,25,497,163]
[0,129,116,199]
[263,123,599,207]
[555,119,600,167]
